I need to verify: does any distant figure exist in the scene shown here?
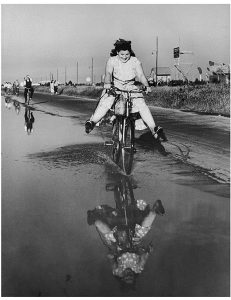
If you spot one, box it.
[54,80,58,94]
[12,81,16,94]
[50,80,54,94]
[15,80,20,96]
[24,75,34,103]
[6,82,12,94]
[3,82,7,94]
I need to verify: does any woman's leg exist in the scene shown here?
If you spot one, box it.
[90,93,115,124]
[134,98,156,134]
[141,199,165,227]
[141,211,156,227]
[95,220,111,235]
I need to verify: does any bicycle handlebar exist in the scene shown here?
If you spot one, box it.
[109,86,147,93]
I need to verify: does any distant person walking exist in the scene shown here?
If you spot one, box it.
[6,82,12,94]
[15,80,20,96]
[50,80,54,94]
[12,81,16,94]
[3,82,7,94]
[54,80,58,94]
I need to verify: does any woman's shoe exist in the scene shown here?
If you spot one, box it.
[152,199,165,215]
[153,126,168,142]
[85,120,95,134]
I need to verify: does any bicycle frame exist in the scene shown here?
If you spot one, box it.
[110,87,144,174]
[105,176,138,250]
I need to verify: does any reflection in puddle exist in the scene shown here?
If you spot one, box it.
[24,106,35,135]
[87,174,165,290]
[13,99,21,115]
[4,96,13,109]
[4,97,21,114]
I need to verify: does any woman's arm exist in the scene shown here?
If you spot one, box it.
[136,62,150,87]
[104,58,113,88]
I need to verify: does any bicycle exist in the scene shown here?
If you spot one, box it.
[105,86,146,175]
[106,176,138,249]
[88,175,155,254]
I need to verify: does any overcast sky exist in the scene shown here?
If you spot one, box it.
[1,4,230,83]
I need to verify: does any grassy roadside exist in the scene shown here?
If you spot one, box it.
[34,84,230,116]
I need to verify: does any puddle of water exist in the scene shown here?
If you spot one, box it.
[2,98,229,297]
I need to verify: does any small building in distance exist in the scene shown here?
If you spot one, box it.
[208,63,230,84]
[148,67,171,86]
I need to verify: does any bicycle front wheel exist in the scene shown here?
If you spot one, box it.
[121,119,135,175]
[112,118,122,164]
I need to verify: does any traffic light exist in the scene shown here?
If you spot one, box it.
[173,47,180,58]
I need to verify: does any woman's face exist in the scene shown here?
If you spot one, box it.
[122,268,135,284]
[117,50,131,63]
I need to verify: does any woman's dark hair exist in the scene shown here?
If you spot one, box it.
[110,39,136,57]
[114,272,138,291]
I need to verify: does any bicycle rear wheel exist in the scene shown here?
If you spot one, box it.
[121,119,135,175]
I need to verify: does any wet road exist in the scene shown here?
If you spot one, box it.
[2,92,230,296]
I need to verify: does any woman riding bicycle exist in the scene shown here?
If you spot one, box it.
[88,197,165,287]
[24,75,34,103]
[85,38,167,141]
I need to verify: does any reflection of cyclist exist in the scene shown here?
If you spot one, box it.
[24,75,34,103]
[87,177,165,287]
[85,39,166,141]
[24,107,35,134]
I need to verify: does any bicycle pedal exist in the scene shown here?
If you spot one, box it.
[104,141,114,146]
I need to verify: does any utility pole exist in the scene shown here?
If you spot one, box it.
[178,36,180,80]
[173,36,193,83]
[65,66,67,85]
[91,57,94,85]
[57,68,58,82]
[156,36,158,86]
[76,61,78,85]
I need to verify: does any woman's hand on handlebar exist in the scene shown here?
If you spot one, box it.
[144,86,152,94]
[104,84,117,96]
[104,83,111,90]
